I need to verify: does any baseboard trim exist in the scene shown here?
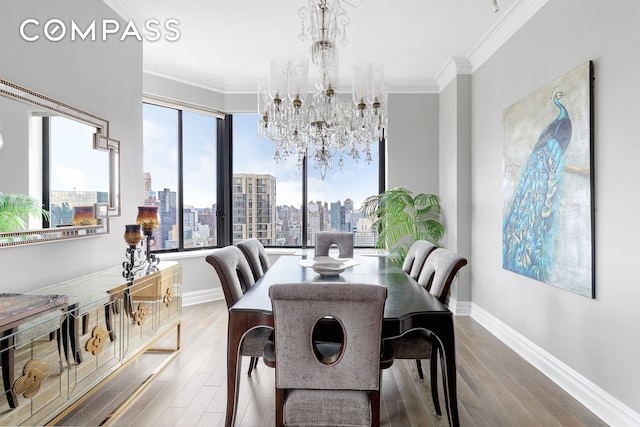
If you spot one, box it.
[447,297,471,315]
[471,303,640,427]
[182,288,223,307]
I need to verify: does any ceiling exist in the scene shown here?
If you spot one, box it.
[105,0,544,94]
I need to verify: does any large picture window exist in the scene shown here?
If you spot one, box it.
[143,103,218,250]
[233,113,380,247]
[142,106,383,252]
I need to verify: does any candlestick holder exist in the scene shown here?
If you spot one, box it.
[122,224,145,283]
[137,206,160,274]
[122,224,145,317]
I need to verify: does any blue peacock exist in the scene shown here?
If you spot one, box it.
[503,86,572,282]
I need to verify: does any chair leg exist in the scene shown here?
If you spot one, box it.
[415,359,424,379]
[430,346,442,416]
[371,389,381,427]
[275,388,285,427]
[247,356,257,376]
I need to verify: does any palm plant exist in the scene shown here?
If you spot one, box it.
[0,192,50,232]
[361,186,444,264]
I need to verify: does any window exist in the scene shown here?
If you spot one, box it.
[143,107,383,252]
[232,113,381,247]
[143,103,218,250]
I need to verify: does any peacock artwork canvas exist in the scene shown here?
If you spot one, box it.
[502,61,594,298]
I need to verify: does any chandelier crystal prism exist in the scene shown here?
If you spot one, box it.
[257,0,387,180]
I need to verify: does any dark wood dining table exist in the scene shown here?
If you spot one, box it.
[226,254,460,427]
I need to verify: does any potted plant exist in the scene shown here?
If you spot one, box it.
[0,192,51,232]
[361,186,444,264]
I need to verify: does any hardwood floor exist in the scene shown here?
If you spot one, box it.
[57,300,606,427]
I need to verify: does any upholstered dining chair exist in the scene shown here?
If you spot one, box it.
[205,246,272,376]
[402,240,437,280]
[389,248,467,415]
[314,231,354,259]
[265,283,389,427]
[237,238,271,282]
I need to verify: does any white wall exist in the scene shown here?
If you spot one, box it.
[471,0,640,418]
[0,0,142,291]
[387,93,440,195]
[439,74,472,305]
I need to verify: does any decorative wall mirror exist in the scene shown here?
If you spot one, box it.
[0,78,120,247]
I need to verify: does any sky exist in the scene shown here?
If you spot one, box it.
[143,105,380,210]
[50,116,109,192]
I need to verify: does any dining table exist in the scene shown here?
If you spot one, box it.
[225,253,460,427]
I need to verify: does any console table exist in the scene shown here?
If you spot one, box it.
[0,261,182,426]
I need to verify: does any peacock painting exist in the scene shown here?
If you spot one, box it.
[502,61,594,297]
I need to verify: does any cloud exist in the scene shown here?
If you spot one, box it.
[51,163,88,191]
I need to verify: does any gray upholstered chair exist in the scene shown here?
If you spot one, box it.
[389,248,467,415]
[237,238,271,282]
[266,283,388,427]
[205,246,272,376]
[402,240,437,280]
[314,231,354,259]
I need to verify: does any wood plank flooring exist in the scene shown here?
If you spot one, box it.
[57,300,607,427]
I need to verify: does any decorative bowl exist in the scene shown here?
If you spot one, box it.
[312,260,346,277]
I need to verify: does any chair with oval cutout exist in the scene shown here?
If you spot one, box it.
[265,283,390,427]
[205,245,272,377]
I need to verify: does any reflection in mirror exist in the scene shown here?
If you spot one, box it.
[0,77,120,247]
[47,116,109,228]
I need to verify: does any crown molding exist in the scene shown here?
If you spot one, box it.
[436,56,472,90]
[467,0,550,73]
[110,0,548,95]
[435,0,548,91]
[144,54,227,92]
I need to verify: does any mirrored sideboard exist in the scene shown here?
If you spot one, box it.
[0,262,181,426]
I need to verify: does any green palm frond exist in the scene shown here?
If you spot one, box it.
[0,192,50,232]
[361,186,445,265]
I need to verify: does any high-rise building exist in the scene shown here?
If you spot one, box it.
[198,205,217,245]
[49,191,109,226]
[158,188,177,249]
[143,172,153,201]
[183,206,197,247]
[232,174,277,245]
[330,200,342,231]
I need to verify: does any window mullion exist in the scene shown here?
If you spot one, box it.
[42,117,51,228]
[217,115,232,247]
[177,110,184,249]
[302,154,308,248]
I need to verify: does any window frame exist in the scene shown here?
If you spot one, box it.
[143,104,385,253]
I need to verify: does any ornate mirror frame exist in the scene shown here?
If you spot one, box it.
[0,77,120,247]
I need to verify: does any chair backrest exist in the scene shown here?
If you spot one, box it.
[205,246,256,309]
[314,231,354,258]
[237,238,271,281]
[269,283,386,391]
[416,248,468,304]
[402,240,437,280]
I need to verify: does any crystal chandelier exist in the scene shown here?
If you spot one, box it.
[257,0,387,180]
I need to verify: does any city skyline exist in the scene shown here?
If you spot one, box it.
[143,105,380,211]
[144,171,376,249]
